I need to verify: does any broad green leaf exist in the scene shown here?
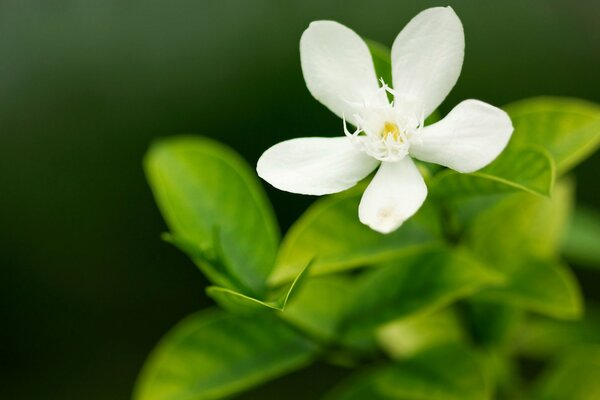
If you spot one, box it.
[340,248,503,340]
[324,344,490,400]
[463,179,582,319]
[465,178,573,264]
[473,259,582,320]
[270,188,442,284]
[144,136,279,296]
[504,97,600,174]
[562,206,600,269]
[206,260,312,314]
[134,309,318,400]
[432,145,554,198]
[531,346,600,400]
[376,310,466,359]
[517,308,600,359]
[282,275,354,342]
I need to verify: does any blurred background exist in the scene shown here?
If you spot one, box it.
[1,1,599,399]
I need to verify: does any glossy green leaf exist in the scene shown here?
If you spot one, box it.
[504,97,600,174]
[463,179,582,319]
[325,344,490,400]
[465,178,573,264]
[134,309,318,400]
[270,188,442,284]
[531,346,600,400]
[340,248,503,340]
[144,136,279,296]
[562,206,600,269]
[432,145,554,198]
[206,260,312,314]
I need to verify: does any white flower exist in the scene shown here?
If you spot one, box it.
[257,7,513,234]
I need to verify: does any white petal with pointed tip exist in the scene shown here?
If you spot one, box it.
[257,137,379,196]
[300,21,387,126]
[391,7,464,119]
[410,99,514,173]
[359,158,427,234]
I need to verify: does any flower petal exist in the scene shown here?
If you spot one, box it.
[300,21,387,126]
[391,7,464,119]
[410,100,514,173]
[359,158,427,234]
[257,137,379,196]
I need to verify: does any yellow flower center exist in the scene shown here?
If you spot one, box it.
[382,121,402,142]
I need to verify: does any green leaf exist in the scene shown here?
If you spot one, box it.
[432,145,555,198]
[473,259,582,320]
[531,346,600,400]
[270,188,442,284]
[144,136,279,296]
[340,248,503,340]
[134,309,318,400]
[517,308,600,359]
[282,275,354,343]
[562,206,600,269]
[465,178,574,265]
[206,260,312,314]
[504,97,600,174]
[324,344,490,400]
[376,310,466,360]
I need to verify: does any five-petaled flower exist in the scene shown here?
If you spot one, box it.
[257,7,513,234]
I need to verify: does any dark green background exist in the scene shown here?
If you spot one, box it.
[1,1,599,399]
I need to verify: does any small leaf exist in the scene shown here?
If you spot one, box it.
[562,206,600,269]
[134,309,318,400]
[531,346,600,400]
[324,344,490,400]
[270,187,442,284]
[340,248,503,340]
[432,145,555,198]
[144,136,279,296]
[504,97,600,174]
[206,260,312,314]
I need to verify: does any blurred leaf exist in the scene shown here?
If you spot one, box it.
[504,97,600,174]
[474,259,582,320]
[562,206,600,269]
[339,248,503,341]
[206,260,311,314]
[270,188,442,284]
[464,300,525,349]
[282,275,354,343]
[376,310,466,360]
[517,308,600,359]
[531,346,600,400]
[134,309,318,400]
[432,145,554,198]
[144,136,279,296]
[324,344,490,400]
